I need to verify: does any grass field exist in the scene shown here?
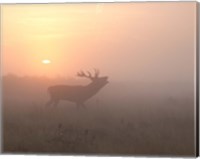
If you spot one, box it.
[3,93,195,156]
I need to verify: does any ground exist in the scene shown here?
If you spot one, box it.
[2,96,195,157]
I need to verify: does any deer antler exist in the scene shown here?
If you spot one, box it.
[94,68,100,78]
[77,70,93,80]
[77,69,100,80]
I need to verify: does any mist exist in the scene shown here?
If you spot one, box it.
[2,2,197,156]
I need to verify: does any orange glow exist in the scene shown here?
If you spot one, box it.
[1,2,197,81]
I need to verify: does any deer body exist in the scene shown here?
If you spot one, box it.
[46,70,108,108]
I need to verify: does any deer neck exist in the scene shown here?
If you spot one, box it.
[86,82,103,94]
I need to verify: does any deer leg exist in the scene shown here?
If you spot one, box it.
[53,100,59,107]
[81,103,86,109]
[46,99,54,107]
[76,103,81,109]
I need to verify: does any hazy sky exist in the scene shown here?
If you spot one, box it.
[1,2,197,83]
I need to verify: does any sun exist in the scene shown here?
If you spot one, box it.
[42,59,51,64]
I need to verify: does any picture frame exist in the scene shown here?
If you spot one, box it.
[0,1,199,157]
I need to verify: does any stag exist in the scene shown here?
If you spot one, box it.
[46,69,108,108]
